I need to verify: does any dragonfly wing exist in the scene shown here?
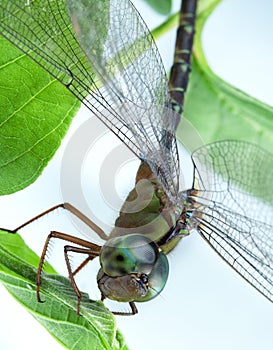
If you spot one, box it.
[197,210,273,302]
[191,140,273,302]
[0,0,180,203]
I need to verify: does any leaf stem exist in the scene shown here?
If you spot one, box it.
[151,12,179,41]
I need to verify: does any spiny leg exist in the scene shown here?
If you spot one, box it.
[72,256,93,277]
[112,301,138,316]
[100,295,138,316]
[36,231,101,304]
[1,202,108,240]
[64,245,99,315]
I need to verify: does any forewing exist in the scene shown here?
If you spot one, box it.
[191,140,273,302]
[0,0,180,203]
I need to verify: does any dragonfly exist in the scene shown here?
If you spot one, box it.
[1,0,273,316]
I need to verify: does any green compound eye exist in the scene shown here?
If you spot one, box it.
[100,234,159,277]
[136,250,169,302]
[99,234,169,302]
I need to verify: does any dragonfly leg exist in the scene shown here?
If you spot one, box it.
[36,230,101,308]
[100,291,138,316]
[62,203,108,240]
[129,301,138,315]
[111,301,138,316]
[72,256,93,277]
[64,245,99,315]
[1,202,108,240]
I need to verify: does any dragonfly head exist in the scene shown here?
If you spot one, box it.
[97,234,169,302]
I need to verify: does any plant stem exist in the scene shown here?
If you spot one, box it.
[151,12,179,41]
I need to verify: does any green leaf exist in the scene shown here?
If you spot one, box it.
[143,0,172,15]
[0,36,80,195]
[0,0,109,196]
[0,230,128,350]
[181,0,273,150]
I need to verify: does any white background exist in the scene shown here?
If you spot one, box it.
[1,0,273,349]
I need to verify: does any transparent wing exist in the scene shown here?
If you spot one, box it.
[0,0,180,203]
[191,140,273,302]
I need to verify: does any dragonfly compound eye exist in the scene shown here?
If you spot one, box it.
[135,250,169,302]
[98,234,169,303]
[100,234,160,277]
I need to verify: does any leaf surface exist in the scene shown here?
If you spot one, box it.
[0,231,128,350]
[181,0,273,150]
[0,36,80,195]
[143,0,172,15]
